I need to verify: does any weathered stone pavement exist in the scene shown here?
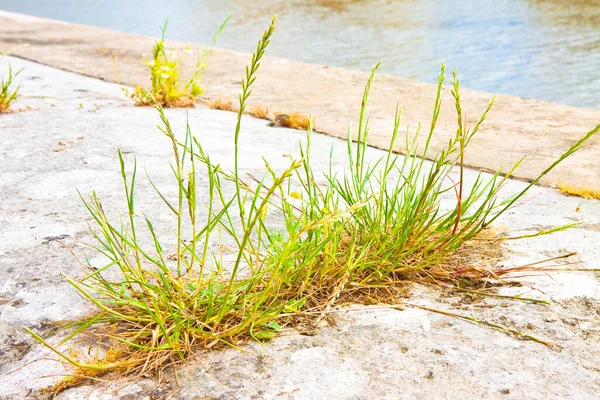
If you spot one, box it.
[1,57,599,400]
[1,10,600,191]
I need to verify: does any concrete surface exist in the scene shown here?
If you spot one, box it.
[0,10,599,191]
[1,57,600,400]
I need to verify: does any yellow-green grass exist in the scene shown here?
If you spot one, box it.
[0,64,23,113]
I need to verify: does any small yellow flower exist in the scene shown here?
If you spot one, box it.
[184,45,193,54]
[148,60,155,67]
[289,192,301,199]
[321,207,329,213]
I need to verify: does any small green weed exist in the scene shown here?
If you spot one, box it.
[127,17,229,107]
[26,16,599,393]
[0,64,23,113]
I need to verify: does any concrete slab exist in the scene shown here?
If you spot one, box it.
[1,57,600,400]
[0,10,599,191]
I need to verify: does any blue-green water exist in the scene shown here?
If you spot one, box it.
[1,0,599,109]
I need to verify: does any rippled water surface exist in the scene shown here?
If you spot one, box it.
[1,0,599,108]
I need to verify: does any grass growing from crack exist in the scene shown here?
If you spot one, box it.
[127,17,229,107]
[0,60,23,113]
[25,16,600,390]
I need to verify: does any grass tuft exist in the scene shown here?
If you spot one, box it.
[0,64,23,113]
[25,16,600,391]
[126,17,229,107]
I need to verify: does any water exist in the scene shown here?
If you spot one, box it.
[1,0,599,109]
